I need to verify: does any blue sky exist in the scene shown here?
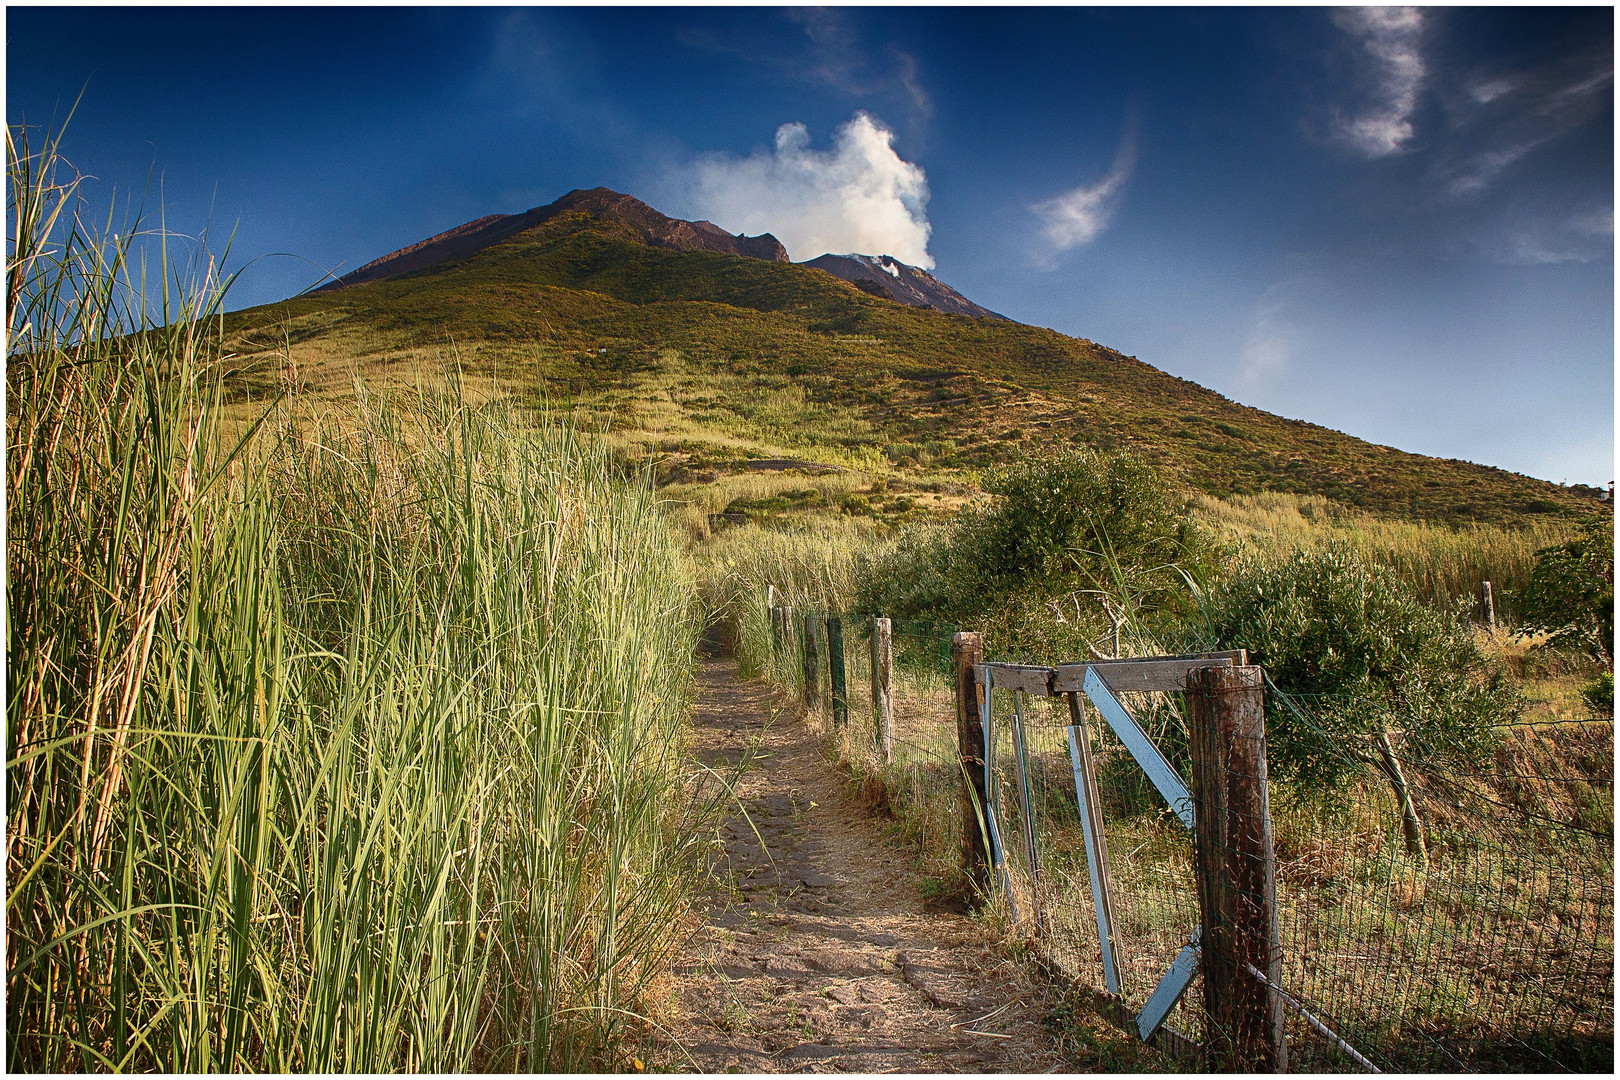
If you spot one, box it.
[9,6,1613,485]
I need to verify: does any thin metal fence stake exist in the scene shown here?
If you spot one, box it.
[827,616,848,729]
[801,612,820,711]
[1009,689,1045,935]
[1065,691,1122,996]
[978,666,1019,922]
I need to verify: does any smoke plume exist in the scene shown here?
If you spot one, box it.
[676,112,933,267]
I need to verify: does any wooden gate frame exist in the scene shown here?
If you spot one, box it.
[975,652,1245,1050]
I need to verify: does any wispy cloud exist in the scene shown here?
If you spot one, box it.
[669,112,933,266]
[786,8,932,124]
[1438,49,1612,197]
[681,9,931,130]
[1473,205,1614,265]
[1573,208,1614,237]
[1446,143,1537,196]
[1467,77,1516,105]
[1031,128,1136,253]
[1332,7,1426,157]
[1238,283,1302,388]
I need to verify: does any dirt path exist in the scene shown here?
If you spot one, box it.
[641,658,1085,1073]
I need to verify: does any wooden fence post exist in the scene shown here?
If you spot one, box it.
[953,631,989,896]
[1188,664,1287,1072]
[1481,580,1496,630]
[802,613,821,711]
[769,605,783,652]
[828,616,848,728]
[872,617,894,763]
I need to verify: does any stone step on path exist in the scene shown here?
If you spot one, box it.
[642,657,1082,1074]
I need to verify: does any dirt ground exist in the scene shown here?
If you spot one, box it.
[635,657,1163,1074]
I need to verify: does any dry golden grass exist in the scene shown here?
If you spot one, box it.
[1195,491,1580,608]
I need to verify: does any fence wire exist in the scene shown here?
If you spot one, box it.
[765,610,1614,1072]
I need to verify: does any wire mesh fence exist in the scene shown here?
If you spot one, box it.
[1255,703,1614,1072]
[762,606,1614,1072]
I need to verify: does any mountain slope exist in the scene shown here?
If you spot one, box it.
[224,192,1602,526]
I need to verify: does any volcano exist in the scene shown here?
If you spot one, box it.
[319,187,790,291]
[219,185,1601,526]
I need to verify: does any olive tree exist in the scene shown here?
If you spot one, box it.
[1202,545,1520,862]
[1518,514,1613,666]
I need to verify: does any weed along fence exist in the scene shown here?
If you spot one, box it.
[764,601,1614,1073]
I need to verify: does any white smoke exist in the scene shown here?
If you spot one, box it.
[676,112,933,267]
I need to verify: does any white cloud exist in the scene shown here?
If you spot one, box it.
[1474,207,1614,265]
[1238,287,1298,387]
[1333,7,1426,157]
[1032,132,1136,252]
[674,113,933,266]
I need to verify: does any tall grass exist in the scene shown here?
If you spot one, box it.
[8,123,707,1070]
[693,518,880,683]
[1196,492,1579,615]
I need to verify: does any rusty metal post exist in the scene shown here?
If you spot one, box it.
[1188,664,1287,1072]
[953,631,989,896]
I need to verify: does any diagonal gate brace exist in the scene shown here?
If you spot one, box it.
[1083,667,1195,829]
[1138,929,1201,1041]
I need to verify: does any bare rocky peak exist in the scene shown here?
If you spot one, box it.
[800,253,1006,320]
[318,187,788,290]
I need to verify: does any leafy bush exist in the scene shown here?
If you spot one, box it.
[1582,671,1613,716]
[965,450,1210,604]
[1201,545,1518,790]
[1518,514,1613,664]
[857,449,1213,655]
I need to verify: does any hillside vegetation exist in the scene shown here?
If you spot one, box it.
[221,193,1604,528]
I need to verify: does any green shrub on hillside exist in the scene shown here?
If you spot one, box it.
[857,450,1213,655]
[1201,546,1518,790]
[1582,671,1614,715]
[1518,514,1614,665]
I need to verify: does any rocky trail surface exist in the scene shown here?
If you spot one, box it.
[637,657,1156,1073]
